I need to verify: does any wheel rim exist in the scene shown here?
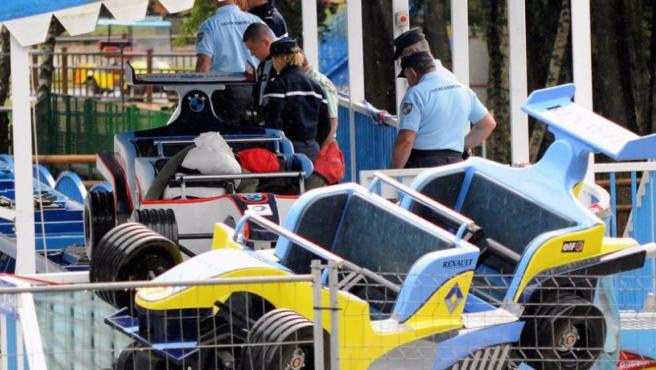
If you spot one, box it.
[285,347,307,370]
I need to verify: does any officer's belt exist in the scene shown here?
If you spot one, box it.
[410,148,462,157]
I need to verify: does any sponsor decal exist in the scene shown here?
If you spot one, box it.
[445,283,464,314]
[562,240,584,253]
[247,204,273,216]
[402,102,413,114]
[442,258,474,269]
[618,351,656,370]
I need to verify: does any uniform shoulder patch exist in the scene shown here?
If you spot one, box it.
[196,32,205,44]
[402,102,413,115]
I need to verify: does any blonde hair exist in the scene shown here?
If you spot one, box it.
[272,47,304,71]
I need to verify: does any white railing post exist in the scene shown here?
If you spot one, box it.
[347,0,365,180]
[0,277,47,370]
[10,35,37,274]
[451,0,470,86]
[301,0,319,68]
[507,0,529,164]
[571,0,594,181]
[392,0,410,111]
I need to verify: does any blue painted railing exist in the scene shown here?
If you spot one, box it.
[336,104,398,182]
[607,169,656,311]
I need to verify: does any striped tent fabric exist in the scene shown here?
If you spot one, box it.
[0,0,194,46]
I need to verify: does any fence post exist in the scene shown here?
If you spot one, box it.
[146,48,153,104]
[311,260,325,370]
[61,47,69,95]
[120,47,126,106]
[327,259,339,370]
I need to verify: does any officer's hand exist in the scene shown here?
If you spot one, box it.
[462,149,472,160]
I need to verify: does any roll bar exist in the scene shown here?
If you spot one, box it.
[173,171,306,195]
[369,171,481,241]
[234,211,345,268]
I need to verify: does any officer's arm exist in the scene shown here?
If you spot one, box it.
[321,117,338,149]
[465,113,496,151]
[195,54,212,72]
[317,95,332,148]
[392,130,416,169]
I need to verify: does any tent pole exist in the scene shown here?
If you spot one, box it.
[10,35,37,274]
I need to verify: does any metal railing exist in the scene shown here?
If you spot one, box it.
[0,267,334,370]
[29,49,196,102]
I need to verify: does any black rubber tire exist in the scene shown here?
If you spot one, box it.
[90,222,182,309]
[517,292,606,370]
[129,208,179,244]
[241,309,329,370]
[248,309,299,348]
[197,315,248,370]
[113,342,181,370]
[84,190,116,259]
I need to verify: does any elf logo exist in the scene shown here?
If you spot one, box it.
[562,240,584,253]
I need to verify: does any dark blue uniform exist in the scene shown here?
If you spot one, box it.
[249,1,288,38]
[262,65,330,161]
[255,57,277,109]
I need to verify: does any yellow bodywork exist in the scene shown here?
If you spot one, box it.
[513,224,638,302]
[137,225,475,370]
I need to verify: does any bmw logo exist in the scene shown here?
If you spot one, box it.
[188,94,206,113]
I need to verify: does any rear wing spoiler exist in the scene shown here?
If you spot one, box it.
[126,62,255,87]
[522,84,656,161]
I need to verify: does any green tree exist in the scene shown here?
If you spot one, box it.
[37,19,66,99]
[176,0,215,46]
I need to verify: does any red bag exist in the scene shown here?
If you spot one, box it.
[238,148,280,173]
[313,141,345,184]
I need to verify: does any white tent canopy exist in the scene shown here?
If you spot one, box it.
[1,0,195,46]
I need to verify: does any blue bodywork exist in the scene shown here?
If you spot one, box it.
[0,160,86,272]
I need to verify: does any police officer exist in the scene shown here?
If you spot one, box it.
[245,0,288,38]
[195,0,263,73]
[196,0,263,124]
[391,51,497,169]
[243,23,277,112]
[262,38,331,162]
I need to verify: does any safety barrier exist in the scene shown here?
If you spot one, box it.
[2,268,656,369]
[337,99,398,182]
[0,270,329,370]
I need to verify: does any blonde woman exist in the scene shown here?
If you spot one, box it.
[262,37,330,161]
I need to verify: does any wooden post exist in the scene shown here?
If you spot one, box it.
[146,48,153,104]
[61,47,69,95]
